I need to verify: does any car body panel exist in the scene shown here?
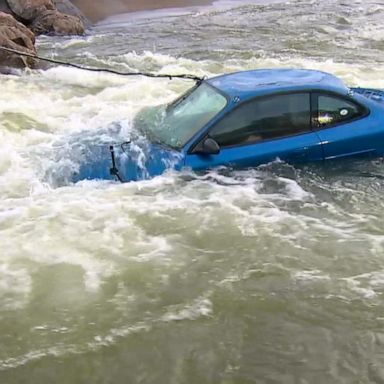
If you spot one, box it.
[72,69,384,183]
[184,131,323,171]
[314,93,384,160]
[74,141,183,182]
[206,69,350,102]
[117,142,183,181]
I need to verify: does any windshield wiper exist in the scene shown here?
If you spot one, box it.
[166,79,204,112]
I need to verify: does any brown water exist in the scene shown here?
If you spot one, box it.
[1,0,384,383]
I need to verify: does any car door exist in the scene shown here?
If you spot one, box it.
[312,92,377,159]
[185,92,323,171]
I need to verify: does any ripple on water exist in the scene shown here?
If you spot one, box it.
[1,0,384,382]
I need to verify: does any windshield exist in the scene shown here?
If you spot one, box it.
[135,83,227,149]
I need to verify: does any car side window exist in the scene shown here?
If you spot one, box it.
[315,94,364,128]
[209,93,311,147]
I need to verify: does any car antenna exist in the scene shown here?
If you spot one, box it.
[109,145,124,183]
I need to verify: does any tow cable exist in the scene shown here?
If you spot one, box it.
[0,46,204,81]
[0,45,204,182]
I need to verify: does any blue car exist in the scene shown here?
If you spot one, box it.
[75,68,384,182]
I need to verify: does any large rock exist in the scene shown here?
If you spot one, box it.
[53,0,89,27]
[0,11,37,69]
[0,0,12,14]
[5,0,54,21]
[0,0,88,73]
[29,9,84,35]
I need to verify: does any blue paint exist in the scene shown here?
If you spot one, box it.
[207,68,349,100]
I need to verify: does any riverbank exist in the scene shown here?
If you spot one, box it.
[0,1,86,71]
[71,0,213,22]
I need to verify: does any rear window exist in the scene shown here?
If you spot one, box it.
[315,94,365,128]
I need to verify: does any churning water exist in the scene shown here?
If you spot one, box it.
[1,0,384,382]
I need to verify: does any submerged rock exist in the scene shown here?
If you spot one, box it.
[0,11,37,69]
[30,9,84,35]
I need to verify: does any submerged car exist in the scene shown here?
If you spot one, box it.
[74,68,384,182]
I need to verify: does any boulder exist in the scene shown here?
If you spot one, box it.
[0,0,12,14]
[5,0,54,21]
[29,9,84,35]
[0,11,37,69]
[53,0,90,27]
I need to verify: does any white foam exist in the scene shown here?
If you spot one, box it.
[0,50,383,315]
[293,270,331,282]
[0,264,31,310]
[132,236,174,262]
[161,297,213,322]
[342,276,377,299]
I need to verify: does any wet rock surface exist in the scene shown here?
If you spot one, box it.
[0,1,12,14]
[6,0,54,21]
[0,0,87,71]
[53,0,89,27]
[30,9,85,35]
[0,11,37,68]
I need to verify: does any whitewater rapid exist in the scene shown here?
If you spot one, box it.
[1,0,384,382]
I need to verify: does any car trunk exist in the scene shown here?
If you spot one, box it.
[351,87,384,104]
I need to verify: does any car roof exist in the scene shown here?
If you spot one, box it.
[206,68,349,100]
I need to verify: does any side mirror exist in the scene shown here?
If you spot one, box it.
[193,137,220,155]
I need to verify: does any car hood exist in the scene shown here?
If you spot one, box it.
[73,138,184,183]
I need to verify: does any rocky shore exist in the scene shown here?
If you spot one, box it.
[0,0,213,71]
[0,0,87,71]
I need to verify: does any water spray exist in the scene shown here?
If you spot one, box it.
[0,45,205,183]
